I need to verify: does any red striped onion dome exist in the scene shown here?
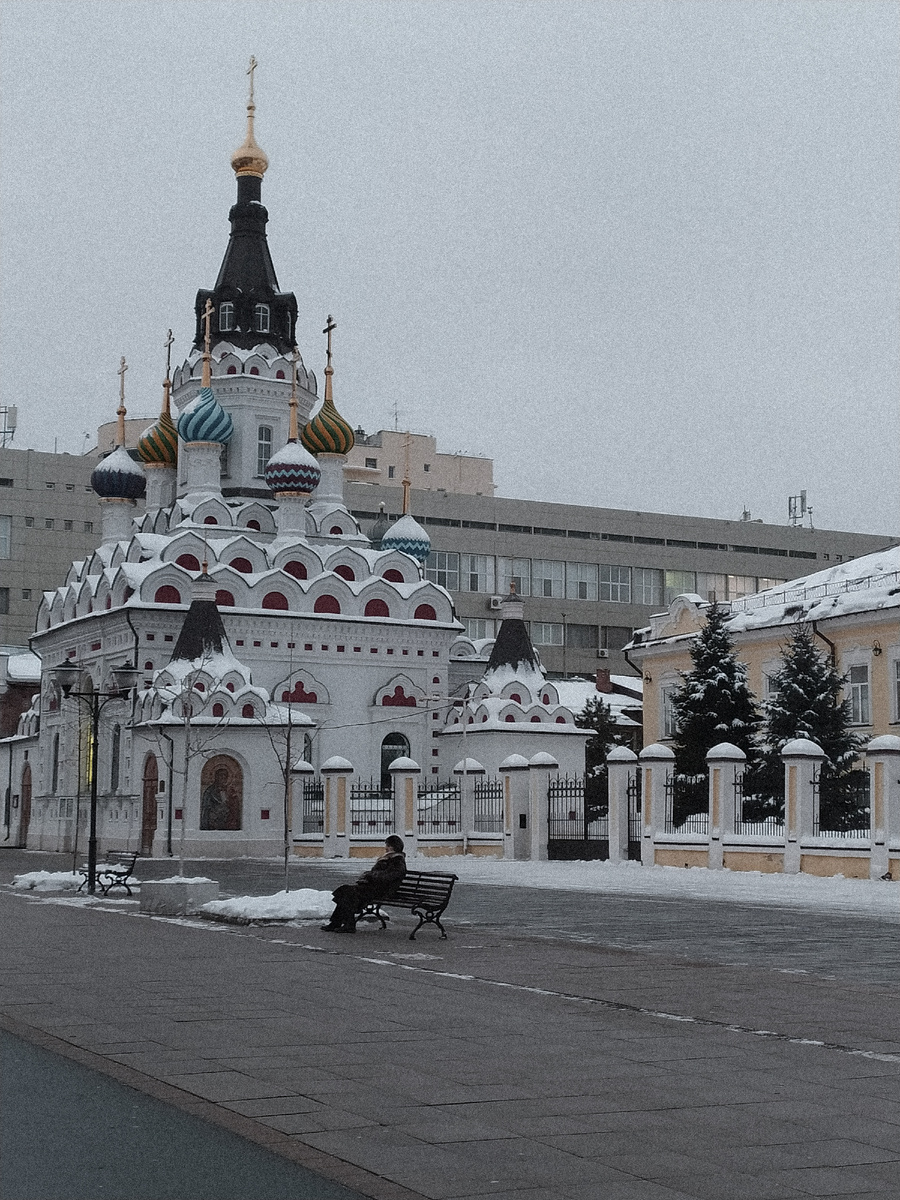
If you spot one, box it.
[264,440,322,494]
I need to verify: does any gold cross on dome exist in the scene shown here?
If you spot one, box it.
[247,56,258,105]
[164,328,174,376]
[323,314,336,364]
[117,356,128,408]
[202,299,214,357]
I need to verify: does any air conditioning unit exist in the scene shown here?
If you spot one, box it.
[597,648,610,659]
[488,596,503,611]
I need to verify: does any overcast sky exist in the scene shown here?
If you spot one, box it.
[1,1,897,536]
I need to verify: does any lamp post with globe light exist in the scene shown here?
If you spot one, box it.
[52,661,140,894]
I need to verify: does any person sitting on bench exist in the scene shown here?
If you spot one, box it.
[321,835,407,933]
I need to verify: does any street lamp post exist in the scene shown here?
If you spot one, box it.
[53,661,139,894]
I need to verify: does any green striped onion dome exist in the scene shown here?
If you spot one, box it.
[177,386,234,445]
[300,396,355,456]
[137,410,178,467]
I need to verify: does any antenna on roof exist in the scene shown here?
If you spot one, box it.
[0,405,16,447]
[788,490,812,528]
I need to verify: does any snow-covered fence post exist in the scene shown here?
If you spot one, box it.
[454,757,485,852]
[638,743,675,866]
[321,756,353,858]
[782,738,825,874]
[706,743,745,870]
[865,735,900,881]
[499,754,530,860]
[389,756,420,857]
[528,752,558,861]
[607,746,637,864]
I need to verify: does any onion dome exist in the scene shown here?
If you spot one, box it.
[231,56,268,179]
[177,387,234,445]
[368,503,390,549]
[138,410,178,467]
[91,445,146,499]
[264,440,321,494]
[301,396,354,456]
[380,513,431,563]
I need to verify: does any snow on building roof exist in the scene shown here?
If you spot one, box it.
[4,652,42,684]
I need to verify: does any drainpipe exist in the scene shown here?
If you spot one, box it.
[811,621,837,664]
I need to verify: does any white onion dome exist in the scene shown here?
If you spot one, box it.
[264,440,322,494]
[90,445,146,500]
[177,386,234,445]
[380,513,431,563]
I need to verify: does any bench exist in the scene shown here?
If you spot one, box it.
[77,851,141,896]
[357,869,459,940]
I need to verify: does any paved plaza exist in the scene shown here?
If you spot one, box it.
[2,848,900,1200]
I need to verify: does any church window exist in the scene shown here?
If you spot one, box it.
[388,466,395,479]
[154,585,181,604]
[175,553,200,571]
[329,526,343,535]
[246,520,261,531]
[242,703,255,718]
[249,367,259,375]
[365,598,390,618]
[414,604,437,621]
[227,365,237,375]
[382,569,404,582]
[230,557,253,573]
[51,734,60,792]
[215,590,234,607]
[254,304,270,333]
[314,594,341,614]
[212,703,225,717]
[219,302,235,332]
[275,370,285,380]
[203,516,218,525]
[262,592,289,610]
[256,427,272,476]
[334,565,355,581]
[284,560,308,580]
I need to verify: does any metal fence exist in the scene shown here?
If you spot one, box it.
[300,780,324,834]
[664,774,708,834]
[813,770,871,837]
[416,781,461,835]
[627,770,642,859]
[473,778,504,834]
[548,775,608,859]
[733,773,784,837]
[349,779,393,836]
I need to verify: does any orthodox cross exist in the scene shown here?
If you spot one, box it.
[161,329,174,416]
[203,299,214,358]
[247,55,258,105]
[116,356,128,443]
[288,347,301,440]
[323,315,336,402]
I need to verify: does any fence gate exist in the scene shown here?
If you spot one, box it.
[627,770,642,860]
[547,775,608,860]
[300,779,324,834]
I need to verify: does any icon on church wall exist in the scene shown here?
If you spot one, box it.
[200,756,243,830]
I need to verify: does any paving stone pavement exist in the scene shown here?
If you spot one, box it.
[3,848,900,1200]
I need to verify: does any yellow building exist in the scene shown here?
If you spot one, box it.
[628,543,900,750]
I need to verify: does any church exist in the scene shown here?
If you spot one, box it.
[6,71,586,859]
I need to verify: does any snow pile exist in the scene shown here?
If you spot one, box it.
[11,871,82,892]
[200,888,333,921]
[152,876,216,884]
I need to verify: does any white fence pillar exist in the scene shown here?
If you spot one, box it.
[706,742,745,870]
[528,753,559,862]
[782,738,825,874]
[453,757,485,851]
[498,754,530,860]
[321,756,353,858]
[866,735,900,881]
[638,744,675,866]
[390,756,421,858]
[607,746,638,864]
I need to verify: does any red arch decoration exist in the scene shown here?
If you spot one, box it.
[105,595,112,610]
[226,365,237,375]
[364,598,390,618]
[505,714,515,722]
[509,693,522,704]
[555,715,567,724]
[262,592,289,610]
[334,565,355,581]
[381,685,417,708]
[281,680,318,704]
[284,560,308,580]
[154,585,181,604]
[246,519,261,531]
[314,595,340,614]
[215,590,235,607]
[230,557,253,573]
[414,604,437,621]
[530,715,542,723]
[241,703,255,717]
[176,553,200,570]
[213,702,225,717]
[203,516,218,525]
[382,569,404,583]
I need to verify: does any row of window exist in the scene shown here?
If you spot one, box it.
[461,617,632,650]
[1,515,95,548]
[426,552,785,606]
[220,302,271,334]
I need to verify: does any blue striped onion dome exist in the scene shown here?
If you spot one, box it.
[137,410,178,467]
[380,513,431,562]
[264,440,322,494]
[300,396,355,456]
[177,386,234,445]
[90,445,147,499]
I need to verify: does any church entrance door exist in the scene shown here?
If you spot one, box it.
[141,755,159,855]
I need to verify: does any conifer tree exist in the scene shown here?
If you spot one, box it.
[671,604,761,779]
[575,695,623,815]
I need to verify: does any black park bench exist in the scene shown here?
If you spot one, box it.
[77,851,141,896]
[357,869,459,940]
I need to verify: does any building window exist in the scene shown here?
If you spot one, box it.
[696,573,727,604]
[461,554,495,593]
[661,685,678,739]
[497,557,531,597]
[219,301,235,332]
[758,577,786,592]
[566,562,598,602]
[256,426,273,476]
[566,623,598,649]
[64,520,73,531]
[24,517,34,528]
[849,664,870,725]
[426,550,459,590]
[45,518,54,530]
[664,570,696,605]
[533,560,565,599]
[254,304,270,333]
[601,626,632,652]
[0,587,8,614]
[84,522,93,533]
[365,457,377,469]
[532,622,563,646]
[0,515,10,558]
[634,567,663,607]
[388,466,395,479]
[600,565,631,604]
[727,574,757,601]
[21,589,30,600]
[463,618,494,640]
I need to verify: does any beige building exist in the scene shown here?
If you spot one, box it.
[344,429,494,496]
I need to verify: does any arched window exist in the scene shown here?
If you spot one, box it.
[229,557,253,573]
[249,367,260,375]
[275,370,285,380]
[284,560,307,580]
[314,595,340,614]
[175,553,200,571]
[254,304,270,333]
[246,519,261,531]
[143,660,154,671]
[364,598,390,618]
[510,693,522,704]
[200,755,243,830]
[241,703,255,718]
[226,365,237,375]
[329,525,343,535]
[212,702,225,717]
[219,301,235,332]
[154,585,181,604]
[334,565,355,581]
[203,516,218,525]
[262,591,289,610]
[383,569,404,583]
[215,590,235,607]
[414,604,437,621]
[380,732,410,793]
[555,715,567,724]
[505,714,515,722]
[256,426,272,476]
[530,715,541,723]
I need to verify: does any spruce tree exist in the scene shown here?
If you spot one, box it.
[575,696,622,816]
[671,604,761,800]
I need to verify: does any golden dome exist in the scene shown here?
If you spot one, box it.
[231,103,269,178]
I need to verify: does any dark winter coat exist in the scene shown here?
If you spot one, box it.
[333,849,406,908]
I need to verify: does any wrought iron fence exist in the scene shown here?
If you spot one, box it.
[300,779,324,834]
[349,778,393,836]
[664,774,708,833]
[473,777,504,834]
[416,781,461,835]
[547,775,608,858]
[627,770,642,859]
[813,769,871,837]
[733,773,784,837]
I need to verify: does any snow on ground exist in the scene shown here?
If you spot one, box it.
[11,871,83,892]
[200,888,333,921]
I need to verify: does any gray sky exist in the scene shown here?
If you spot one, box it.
[1,1,897,535]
